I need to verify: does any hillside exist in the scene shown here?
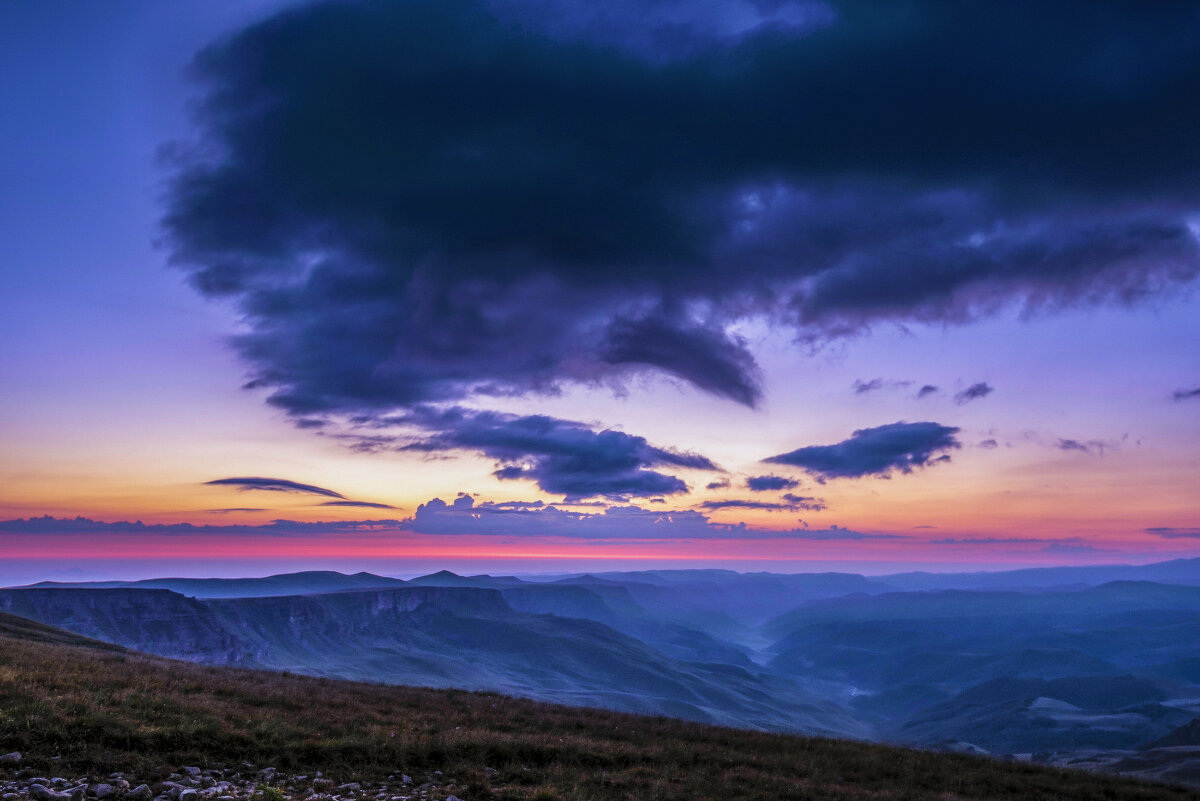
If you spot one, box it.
[0,615,1195,801]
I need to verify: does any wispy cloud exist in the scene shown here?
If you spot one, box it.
[1055,438,1113,455]
[1173,387,1200,401]
[203,477,346,499]
[1146,526,1200,539]
[319,500,397,510]
[954,382,994,405]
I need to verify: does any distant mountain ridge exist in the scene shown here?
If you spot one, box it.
[4,558,1199,771]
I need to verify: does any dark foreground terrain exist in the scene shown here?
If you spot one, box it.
[0,611,1197,801]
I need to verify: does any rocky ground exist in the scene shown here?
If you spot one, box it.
[0,755,481,801]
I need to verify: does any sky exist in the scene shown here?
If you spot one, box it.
[2,0,1199,584]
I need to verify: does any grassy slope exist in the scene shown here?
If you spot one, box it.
[0,619,1195,801]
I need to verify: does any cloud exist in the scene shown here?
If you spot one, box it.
[205,507,268,514]
[319,500,397,510]
[745,475,800,492]
[398,407,716,499]
[764,421,961,480]
[931,536,1100,552]
[853,378,912,395]
[782,493,828,512]
[2,505,886,542]
[954,382,994,405]
[1055,438,1113,455]
[705,478,731,491]
[977,438,999,449]
[698,493,825,512]
[203,477,346,499]
[0,515,404,537]
[404,495,873,539]
[1174,387,1200,401]
[1042,543,1105,554]
[162,0,1200,442]
[698,499,795,511]
[1146,526,1200,539]
[916,385,939,399]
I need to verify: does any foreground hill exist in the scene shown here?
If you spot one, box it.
[0,616,1194,801]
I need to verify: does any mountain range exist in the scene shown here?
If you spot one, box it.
[4,558,1200,784]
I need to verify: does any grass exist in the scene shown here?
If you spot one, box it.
[0,618,1196,801]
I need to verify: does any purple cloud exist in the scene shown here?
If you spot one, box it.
[764,421,961,480]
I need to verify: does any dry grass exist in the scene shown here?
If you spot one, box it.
[0,630,1195,801]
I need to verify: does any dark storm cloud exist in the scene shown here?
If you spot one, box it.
[319,500,398,510]
[954,382,993,404]
[203,477,346,499]
[764,421,961,479]
[398,407,717,499]
[601,317,763,407]
[164,0,1200,455]
[745,475,800,492]
[1174,387,1200,401]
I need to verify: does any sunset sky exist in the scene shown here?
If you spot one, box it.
[2,0,1199,584]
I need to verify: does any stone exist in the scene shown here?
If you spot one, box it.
[399,777,412,786]
[181,770,201,779]
[92,783,115,799]
[29,785,70,801]
[178,789,198,801]
[0,754,20,765]
[127,784,153,801]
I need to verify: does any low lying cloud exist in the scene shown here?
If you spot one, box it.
[764,421,961,480]
[1,506,897,543]
[405,495,871,539]
[0,515,403,537]
[1146,526,1200,539]
[203,477,346,499]
[319,500,397,510]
